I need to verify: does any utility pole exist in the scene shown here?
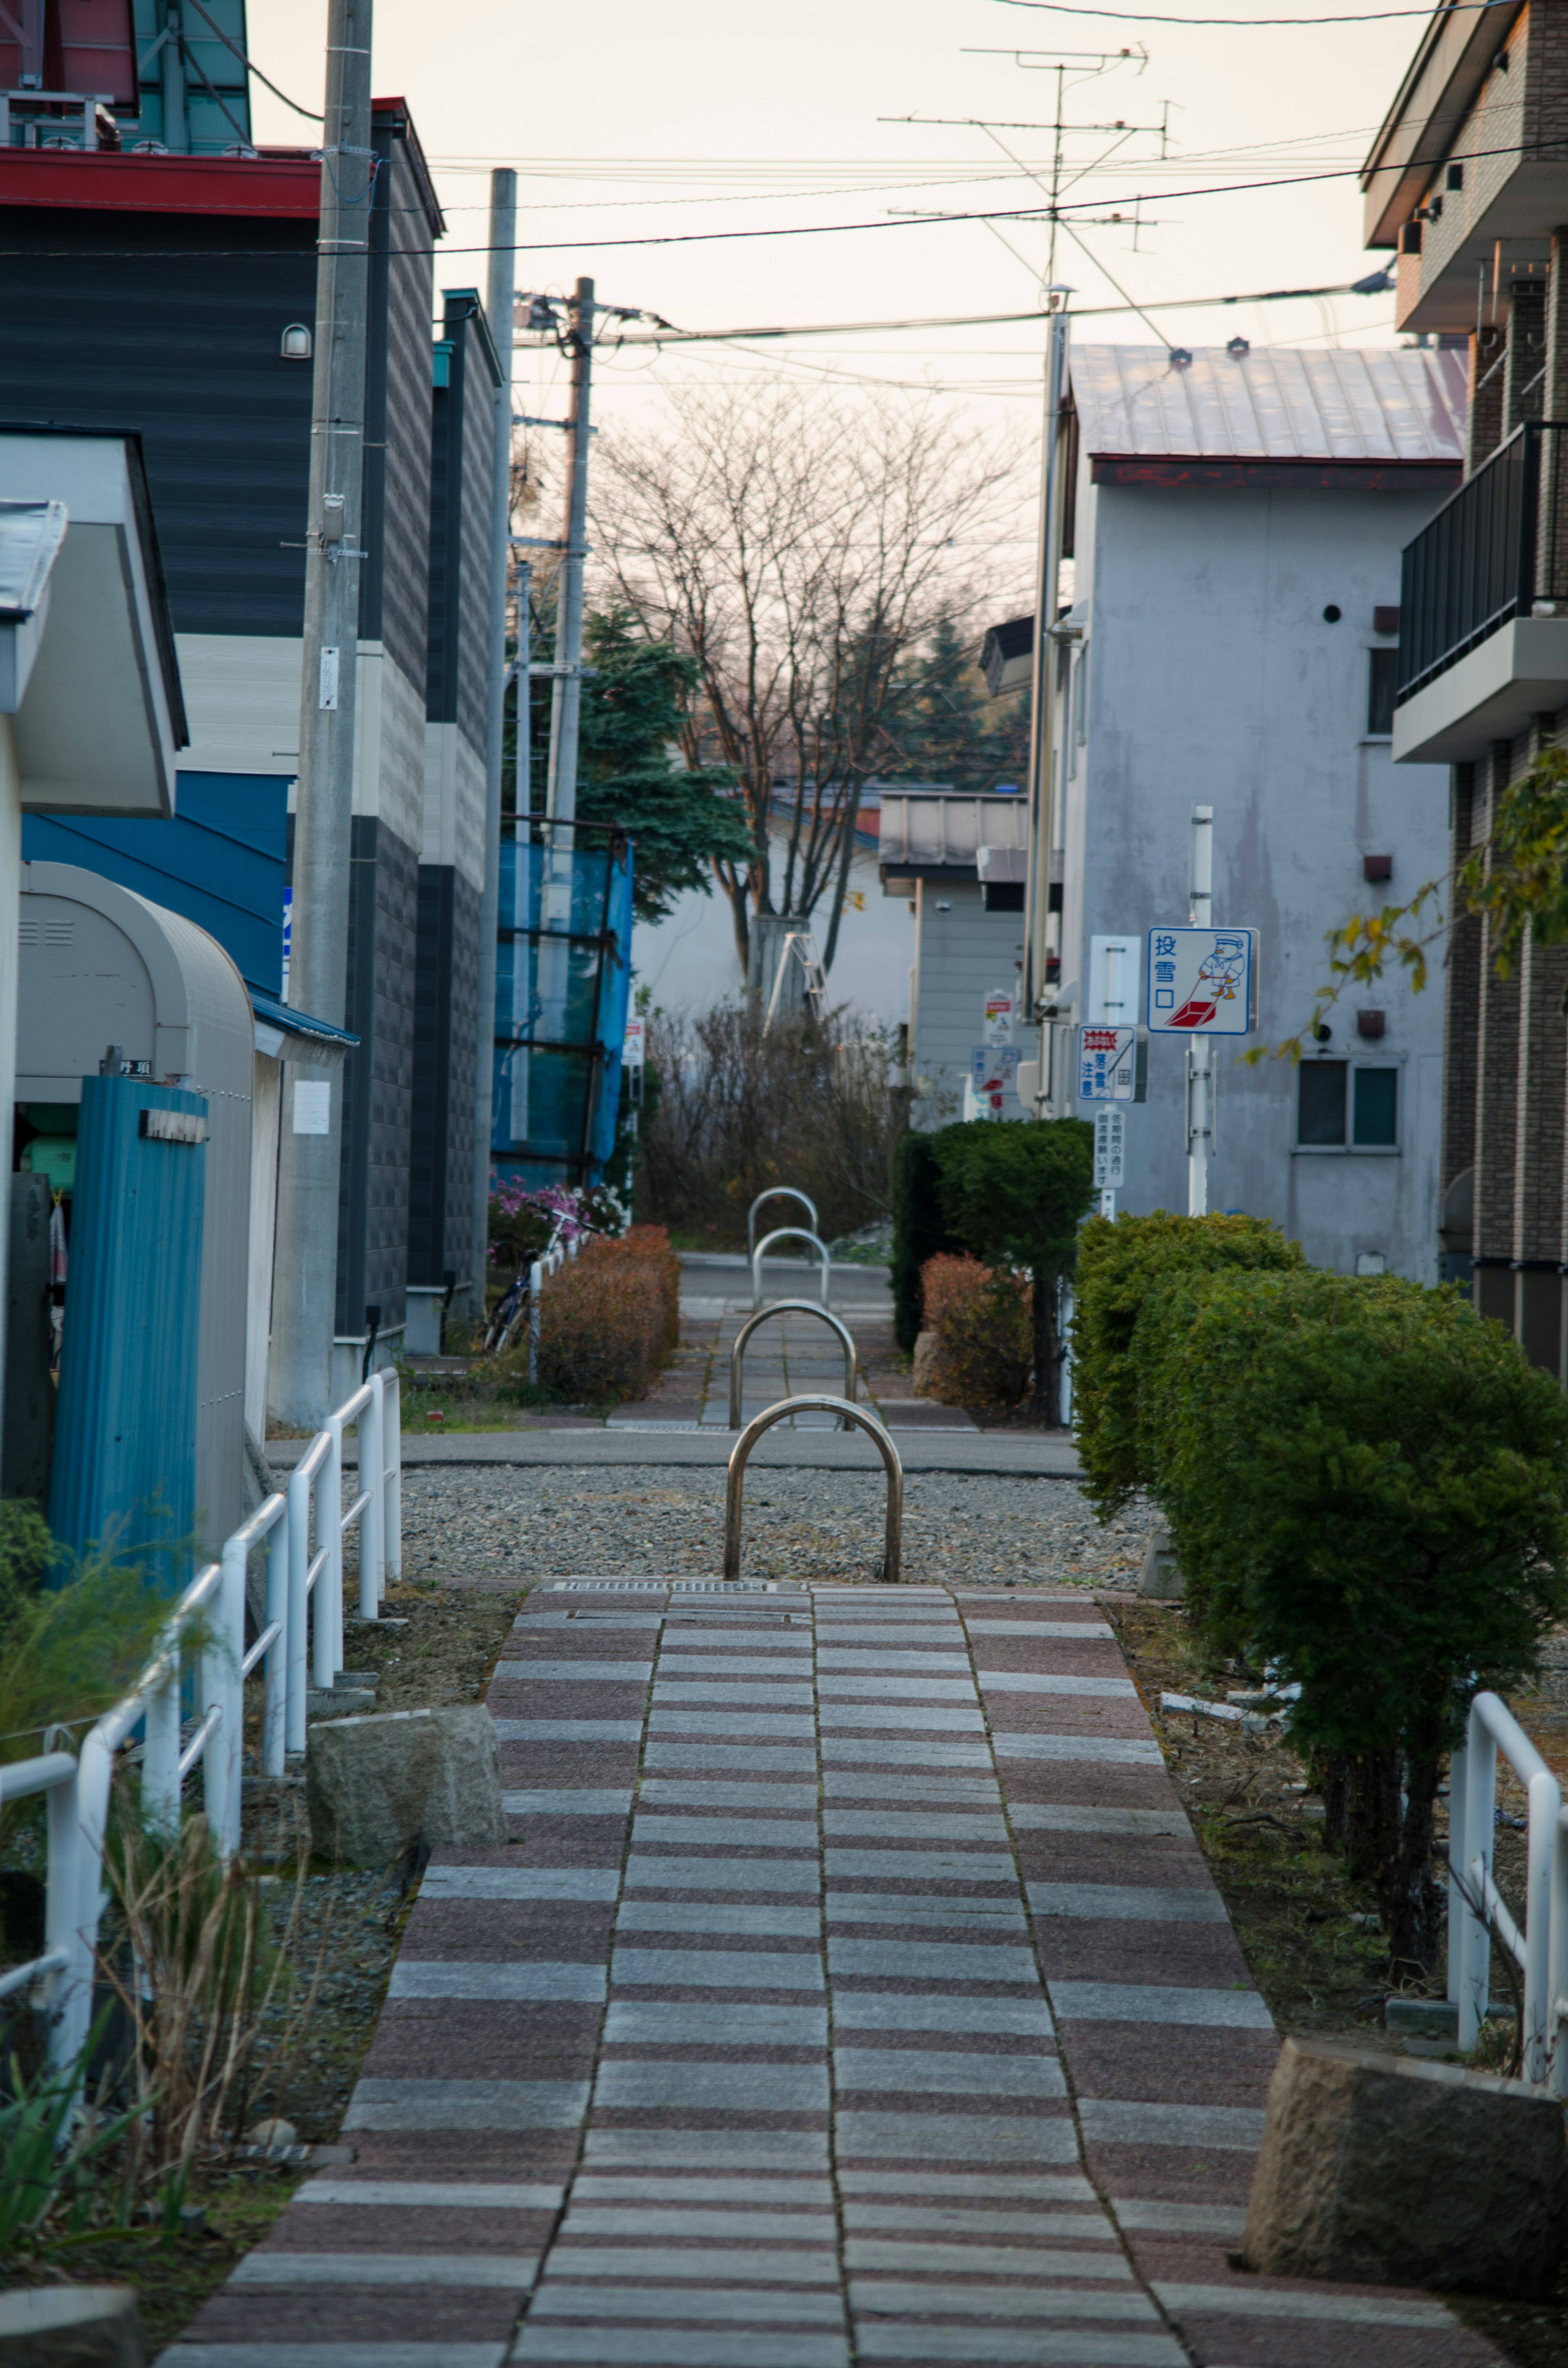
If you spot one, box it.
[471,167,516,1322]
[1021,307,1070,1113]
[544,276,594,826]
[1186,803,1214,1217]
[269,0,373,1430]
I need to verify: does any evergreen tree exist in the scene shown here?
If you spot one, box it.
[574,608,752,924]
[876,611,1029,794]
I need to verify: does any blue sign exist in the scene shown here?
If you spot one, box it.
[1146,926,1258,1036]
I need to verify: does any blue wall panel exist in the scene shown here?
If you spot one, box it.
[47,1080,206,1583]
[22,773,287,997]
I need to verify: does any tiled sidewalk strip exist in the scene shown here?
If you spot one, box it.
[162,1581,1501,2368]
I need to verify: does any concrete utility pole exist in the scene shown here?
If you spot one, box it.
[1186,803,1214,1217]
[544,276,594,826]
[470,167,516,1322]
[269,0,373,1430]
[1022,308,1070,1112]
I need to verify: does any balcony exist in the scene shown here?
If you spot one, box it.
[1393,422,1568,766]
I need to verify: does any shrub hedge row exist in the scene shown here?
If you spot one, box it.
[536,1225,680,1405]
[1071,1211,1568,1971]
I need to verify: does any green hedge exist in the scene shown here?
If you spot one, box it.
[1142,1265,1568,1963]
[1070,1211,1304,1517]
[891,1130,958,1353]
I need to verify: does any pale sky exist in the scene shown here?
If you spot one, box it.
[249,0,1432,573]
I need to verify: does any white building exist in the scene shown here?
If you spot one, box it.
[1051,341,1466,1280]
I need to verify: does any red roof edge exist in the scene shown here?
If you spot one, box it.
[0,146,319,216]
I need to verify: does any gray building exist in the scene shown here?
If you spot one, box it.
[878,790,1031,1119]
[1047,343,1463,1278]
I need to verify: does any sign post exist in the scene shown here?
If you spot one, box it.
[1145,812,1258,1219]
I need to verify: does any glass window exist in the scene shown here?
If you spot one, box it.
[1353,1065,1398,1146]
[1367,646,1398,737]
[1298,1061,1347,1145]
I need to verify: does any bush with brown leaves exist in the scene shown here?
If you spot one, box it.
[918,1253,1033,1409]
[536,1227,681,1404]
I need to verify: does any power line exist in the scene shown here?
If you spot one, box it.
[996,0,1512,21]
[183,0,322,118]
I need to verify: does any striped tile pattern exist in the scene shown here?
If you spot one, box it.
[163,1584,1500,2368]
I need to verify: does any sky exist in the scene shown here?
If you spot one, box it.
[248,0,1435,598]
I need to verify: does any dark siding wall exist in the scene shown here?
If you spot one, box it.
[338,816,419,1335]
[408,865,479,1284]
[363,131,434,686]
[0,209,315,635]
[426,295,497,743]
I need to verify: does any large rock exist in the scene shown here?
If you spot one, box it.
[0,2285,142,2368]
[1243,2034,1568,2297]
[911,1329,943,1398]
[306,1705,506,1866]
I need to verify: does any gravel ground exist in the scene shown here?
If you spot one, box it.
[398,1466,1154,1588]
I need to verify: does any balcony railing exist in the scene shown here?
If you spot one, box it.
[1398,421,1568,705]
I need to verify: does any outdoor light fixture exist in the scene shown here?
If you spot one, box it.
[280,325,312,360]
[1168,348,1193,369]
[1226,336,1250,358]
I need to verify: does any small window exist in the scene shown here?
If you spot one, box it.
[1367,646,1398,736]
[1298,1061,1347,1145]
[1297,1060,1399,1149]
[984,882,1025,912]
[1353,1065,1398,1146]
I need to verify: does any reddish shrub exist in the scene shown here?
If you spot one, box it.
[537,1228,680,1403]
[917,1252,1032,1409]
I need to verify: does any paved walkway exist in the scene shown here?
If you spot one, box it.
[166,1585,1499,2368]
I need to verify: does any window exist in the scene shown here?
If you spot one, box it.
[1367,645,1398,737]
[1296,1060,1399,1149]
[1298,1060,1347,1144]
[1353,1065,1397,1146]
[984,882,1025,912]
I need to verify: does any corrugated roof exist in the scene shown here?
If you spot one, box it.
[1069,344,1468,464]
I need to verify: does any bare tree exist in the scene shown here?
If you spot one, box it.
[592,384,1024,971]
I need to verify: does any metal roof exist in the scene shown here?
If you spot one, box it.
[879,791,1029,875]
[1069,344,1468,465]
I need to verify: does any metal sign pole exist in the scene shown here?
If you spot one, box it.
[1186,804,1214,1218]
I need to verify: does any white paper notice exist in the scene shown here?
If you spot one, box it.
[292,1080,331,1136]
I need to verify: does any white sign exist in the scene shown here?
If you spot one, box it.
[292,1080,331,1136]
[318,645,340,711]
[1145,926,1258,1036]
[970,1044,1021,1115]
[1094,1107,1126,1189]
[983,988,1015,1045]
[1088,934,1141,1026]
[1077,1025,1143,1103]
[622,1016,646,1070]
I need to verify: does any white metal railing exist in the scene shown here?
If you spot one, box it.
[0,1370,401,2073]
[1447,1690,1562,2089]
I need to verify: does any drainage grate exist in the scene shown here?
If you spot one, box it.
[548,1579,784,1594]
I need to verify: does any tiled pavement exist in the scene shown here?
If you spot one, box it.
[165,1583,1501,2368]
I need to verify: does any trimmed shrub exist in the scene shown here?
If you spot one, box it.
[891,1131,958,1353]
[535,1227,681,1404]
[933,1118,1095,1416]
[918,1253,1033,1409]
[1143,1267,1568,1967]
[1071,1211,1304,1518]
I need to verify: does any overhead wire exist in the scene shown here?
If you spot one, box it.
[996,0,1514,20]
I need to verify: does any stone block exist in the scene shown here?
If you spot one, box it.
[911,1329,942,1398]
[306,1705,507,1866]
[0,2285,142,2367]
[1243,2034,1568,2297]
[1140,1521,1184,1600]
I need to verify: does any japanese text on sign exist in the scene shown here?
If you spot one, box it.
[1094,1107,1125,1189]
[970,1044,1021,1115]
[1077,1024,1140,1103]
[1145,926,1258,1037]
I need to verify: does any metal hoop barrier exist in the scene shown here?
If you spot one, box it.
[724,1395,902,1583]
[752,1226,831,1310]
[747,1186,819,1260]
[728,1302,858,1430]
